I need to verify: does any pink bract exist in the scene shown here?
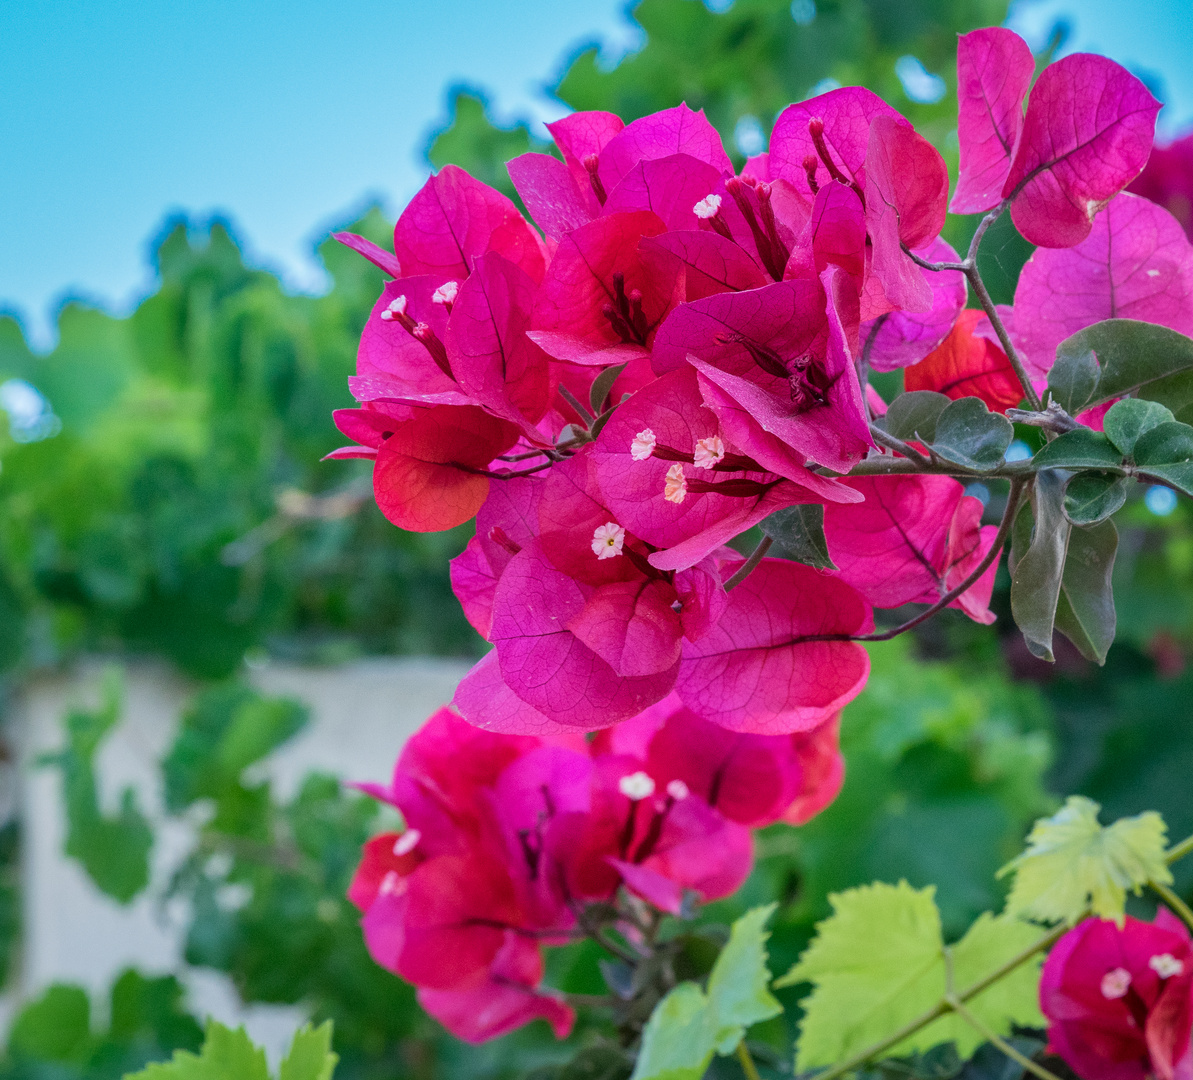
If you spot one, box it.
[1131,132,1193,240]
[951,28,1035,215]
[1003,53,1161,248]
[1014,193,1193,377]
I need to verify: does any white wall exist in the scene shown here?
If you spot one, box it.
[5,656,473,1061]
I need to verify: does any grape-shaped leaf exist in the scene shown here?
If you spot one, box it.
[1000,795,1172,925]
[931,397,1014,471]
[777,883,1045,1068]
[630,983,717,1080]
[707,904,783,1053]
[280,1024,338,1080]
[127,1021,271,1080]
[1102,398,1175,457]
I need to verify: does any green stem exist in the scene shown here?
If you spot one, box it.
[736,1040,764,1080]
[1166,832,1193,865]
[725,535,773,591]
[945,995,1065,1080]
[1152,880,1193,935]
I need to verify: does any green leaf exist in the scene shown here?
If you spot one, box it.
[706,904,782,1053]
[1102,398,1175,456]
[777,881,944,1068]
[760,504,836,570]
[1030,428,1123,471]
[8,985,92,1063]
[126,1021,272,1080]
[589,362,629,416]
[1056,319,1193,408]
[930,398,1014,472]
[1054,520,1118,665]
[915,914,1046,1056]
[1132,420,1193,466]
[777,884,1046,1069]
[884,391,952,443]
[40,669,153,903]
[1000,795,1172,925]
[1063,473,1127,526]
[630,983,717,1080]
[1047,347,1100,414]
[1009,471,1070,663]
[279,1022,338,1080]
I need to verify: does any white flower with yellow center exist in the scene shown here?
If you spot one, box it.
[591,522,625,560]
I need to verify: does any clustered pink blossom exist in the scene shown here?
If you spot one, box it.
[348,702,842,1042]
[1041,912,1193,1080]
[334,23,1193,1048]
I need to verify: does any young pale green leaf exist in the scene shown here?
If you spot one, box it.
[1056,320,1193,408]
[930,398,1014,472]
[1102,399,1175,457]
[1063,473,1127,526]
[1000,796,1172,925]
[1053,520,1118,665]
[127,1021,271,1080]
[706,904,782,1053]
[760,504,836,570]
[1031,429,1124,472]
[1047,348,1099,415]
[884,391,952,444]
[630,983,717,1080]
[279,1023,338,1080]
[1009,472,1070,662]
[777,882,946,1069]
[915,914,1046,1059]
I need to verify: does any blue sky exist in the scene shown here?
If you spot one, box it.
[2,0,1190,348]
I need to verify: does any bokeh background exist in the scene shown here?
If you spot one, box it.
[0,1,1191,1077]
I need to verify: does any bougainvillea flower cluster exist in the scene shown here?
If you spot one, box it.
[331,24,1178,742]
[1041,912,1193,1080]
[348,702,843,1042]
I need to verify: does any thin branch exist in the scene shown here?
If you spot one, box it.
[1166,832,1193,865]
[965,261,1042,412]
[1152,880,1193,935]
[902,248,967,273]
[725,535,774,591]
[736,1040,764,1080]
[870,424,930,465]
[834,457,1035,480]
[558,384,595,425]
[945,995,1066,1080]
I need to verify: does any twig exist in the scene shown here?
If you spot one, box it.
[725,535,774,591]
[945,995,1066,1080]
[558,384,595,425]
[1006,403,1080,434]
[870,424,930,465]
[1166,832,1193,865]
[736,1040,764,1080]
[1152,880,1193,935]
[836,457,1035,480]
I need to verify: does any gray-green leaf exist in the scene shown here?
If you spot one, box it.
[930,397,1014,472]
[589,362,629,416]
[1056,320,1193,408]
[761,505,835,570]
[1063,473,1128,526]
[1032,429,1124,472]
[1009,471,1071,662]
[1048,348,1100,415]
[1102,398,1175,457]
[884,391,951,444]
[1054,520,1118,665]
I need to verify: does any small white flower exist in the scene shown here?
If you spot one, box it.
[393,828,422,856]
[1101,967,1132,999]
[380,295,408,321]
[432,281,459,305]
[591,522,625,560]
[664,463,688,504]
[1150,953,1185,979]
[619,772,656,801]
[631,428,657,460]
[693,435,726,469]
[666,779,690,800]
[693,193,723,219]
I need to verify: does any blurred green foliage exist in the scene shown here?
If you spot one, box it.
[4,1,1193,1079]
